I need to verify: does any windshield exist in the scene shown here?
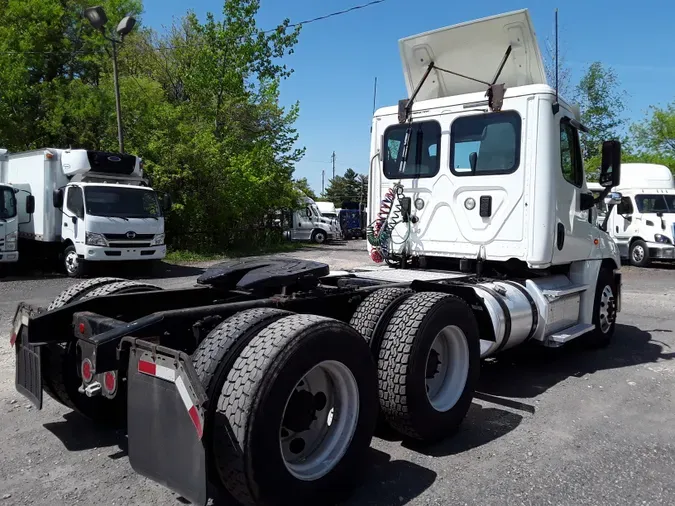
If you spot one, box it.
[0,186,17,220]
[635,194,675,214]
[84,186,161,219]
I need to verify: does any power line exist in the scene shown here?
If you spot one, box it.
[0,0,390,56]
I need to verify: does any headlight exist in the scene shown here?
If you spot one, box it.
[85,232,108,247]
[150,233,165,246]
[5,231,17,250]
[654,234,672,244]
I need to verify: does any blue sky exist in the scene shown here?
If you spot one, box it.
[143,0,675,194]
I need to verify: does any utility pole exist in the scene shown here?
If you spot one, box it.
[331,151,336,180]
[111,40,124,153]
[321,169,325,195]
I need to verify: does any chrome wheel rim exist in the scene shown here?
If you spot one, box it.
[632,245,645,263]
[425,325,470,412]
[599,285,616,333]
[280,360,359,481]
[65,250,79,274]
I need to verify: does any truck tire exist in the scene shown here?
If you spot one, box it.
[377,292,480,441]
[42,280,161,423]
[311,229,326,244]
[63,244,87,278]
[43,277,128,407]
[586,268,618,348]
[349,287,413,355]
[215,314,378,506]
[629,239,650,267]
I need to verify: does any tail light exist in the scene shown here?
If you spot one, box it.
[103,371,117,396]
[81,358,94,383]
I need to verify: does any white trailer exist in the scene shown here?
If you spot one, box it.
[6,148,171,277]
[589,163,674,266]
[10,10,626,506]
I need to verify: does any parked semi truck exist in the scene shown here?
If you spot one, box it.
[588,163,674,266]
[285,196,340,243]
[11,10,624,506]
[4,148,171,277]
[0,149,35,275]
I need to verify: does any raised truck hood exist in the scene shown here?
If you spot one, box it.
[399,9,546,101]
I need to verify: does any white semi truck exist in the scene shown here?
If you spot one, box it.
[5,148,171,277]
[588,163,674,266]
[10,10,624,506]
[285,196,340,243]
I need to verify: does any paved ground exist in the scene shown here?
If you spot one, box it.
[0,241,674,505]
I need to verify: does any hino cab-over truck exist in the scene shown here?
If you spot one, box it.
[10,10,623,506]
[5,148,171,277]
[0,149,35,275]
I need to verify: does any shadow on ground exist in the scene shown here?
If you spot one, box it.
[477,323,674,400]
[43,411,126,454]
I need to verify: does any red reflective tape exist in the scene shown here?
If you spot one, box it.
[9,331,17,347]
[138,359,156,376]
[188,405,203,439]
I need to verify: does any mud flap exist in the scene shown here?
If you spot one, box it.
[13,305,43,409]
[126,341,208,506]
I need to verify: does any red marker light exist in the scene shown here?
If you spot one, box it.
[79,323,86,334]
[103,371,117,395]
[81,359,94,383]
[594,239,599,246]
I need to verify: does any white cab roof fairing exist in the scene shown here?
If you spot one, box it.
[399,9,547,101]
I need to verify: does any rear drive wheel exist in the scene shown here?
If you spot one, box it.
[311,229,326,244]
[63,244,87,278]
[629,239,650,267]
[216,314,378,506]
[42,278,127,408]
[377,292,480,441]
[349,287,413,354]
[43,280,162,423]
[585,268,618,348]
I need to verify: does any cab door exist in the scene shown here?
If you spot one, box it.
[62,185,85,247]
[551,115,594,264]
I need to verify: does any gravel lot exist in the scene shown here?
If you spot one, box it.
[0,240,674,505]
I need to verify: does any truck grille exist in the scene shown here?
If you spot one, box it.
[109,242,152,248]
[104,233,155,240]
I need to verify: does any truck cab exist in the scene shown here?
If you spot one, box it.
[592,164,675,266]
[287,197,339,244]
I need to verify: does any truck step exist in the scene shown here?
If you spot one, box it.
[542,284,588,300]
[548,323,595,344]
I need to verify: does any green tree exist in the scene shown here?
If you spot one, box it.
[630,101,675,170]
[294,177,317,200]
[575,62,627,172]
[322,168,367,206]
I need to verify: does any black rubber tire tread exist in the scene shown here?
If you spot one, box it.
[42,280,161,421]
[377,291,480,441]
[191,308,292,490]
[349,287,413,351]
[216,314,378,506]
[586,268,618,348]
[47,277,127,311]
[43,277,128,406]
[82,281,162,299]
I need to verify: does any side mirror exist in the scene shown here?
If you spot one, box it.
[599,140,621,188]
[162,193,172,212]
[469,152,478,172]
[26,195,35,214]
[604,192,622,206]
[53,188,63,208]
[580,192,595,211]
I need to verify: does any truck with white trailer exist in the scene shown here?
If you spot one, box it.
[5,148,171,277]
[0,149,35,275]
[10,10,624,506]
[588,163,674,266]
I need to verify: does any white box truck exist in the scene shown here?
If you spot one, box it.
[10,10,627,506]
[588,163,675,266]
[0,149,35,275]
[5,148,171,277]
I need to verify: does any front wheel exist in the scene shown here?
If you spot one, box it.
[586,268,618,348]
[311,229,327,244]
[63,245,86,278]
[629,240,650,267]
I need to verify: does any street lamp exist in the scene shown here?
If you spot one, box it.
[84,6,136,153]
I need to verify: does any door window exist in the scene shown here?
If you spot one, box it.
[66,186,84,218]
[560,118,584,187]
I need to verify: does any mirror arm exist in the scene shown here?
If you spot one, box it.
[593,186,612,204]
[599,203,618,232]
